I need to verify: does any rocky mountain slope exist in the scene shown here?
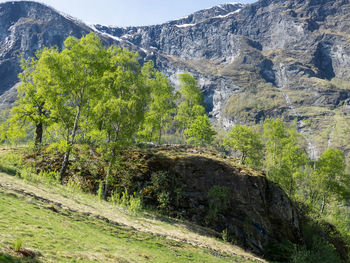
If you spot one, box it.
[1,0,350,159]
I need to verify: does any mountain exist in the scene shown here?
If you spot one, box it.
[1,0,350,160]
[0,1,88,106]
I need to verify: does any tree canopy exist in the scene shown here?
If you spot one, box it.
[263,118,308,196]
[176,73,206,132]
[224,124,264,167]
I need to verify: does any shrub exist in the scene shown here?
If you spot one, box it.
[38,170,58,184]
[291,236,341,263]
[157,192,171,210]
[120,188,130,208]
[128,194,143,214]
[222,228,229,242]
[67,177,82,192]
[111,188,142,214]
[21,167,37,183]
[265,239,295,262]
[150,171,182,211]
[97,181,104,200]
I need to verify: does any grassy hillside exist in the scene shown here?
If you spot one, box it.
[0,170,263,263]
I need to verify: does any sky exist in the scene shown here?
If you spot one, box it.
[1,0,257,27]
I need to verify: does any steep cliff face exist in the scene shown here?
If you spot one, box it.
[0,0,350,159]
[95,0,350,159]
[0,1,92,107]
[143,147,301,254]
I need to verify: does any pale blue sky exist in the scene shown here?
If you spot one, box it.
[1,0,257,27]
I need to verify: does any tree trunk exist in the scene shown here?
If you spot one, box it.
[104,143,117,199]
[320,194,326,214]
[58,102,82,182]
[35,122,43,146]
[241,152,246,165]
[288,174,294,197]
[158,119,162,145]
[34,104,45,148]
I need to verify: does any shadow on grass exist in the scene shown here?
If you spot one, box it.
[0,253,42,263]
[0,164,17,176]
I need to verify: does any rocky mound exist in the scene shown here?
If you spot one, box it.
[142,146,301,254]
[29,144,301,255]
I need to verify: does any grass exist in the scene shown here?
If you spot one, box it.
[12,239,23,252]
[0,252,42,263]
[0,184,258,263]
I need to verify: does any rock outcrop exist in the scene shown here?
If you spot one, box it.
[32,144,301,255]
[112,145,301,255]
[148,153,301,254]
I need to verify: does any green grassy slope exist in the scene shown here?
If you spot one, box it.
[0,172,262,263]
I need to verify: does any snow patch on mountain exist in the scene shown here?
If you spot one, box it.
[89,24,122,42]
[175,23,196,28]
[213,9,242,19]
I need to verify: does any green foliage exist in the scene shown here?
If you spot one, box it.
[150,171,182,211]
[224,124,264,167]
[316,149,347,195]
[291,237,341,263]
[327,205,350,245]
[184,115,216,146]
[67,177,82,192]
[312,148,348,213]
[38,170,58,184]
[175,73,216,146]
[3,31,350,262]
[178,73,203,107]
[87,45,155,194]
[97,181,104,200]
[110,188,143,214]
[265,239,295,262]
[156,192,171,211]
[0,151,23,170]
[20,167,35,183]
[137,63,175,144]
[176,73,206,132]
[263,118,308,196]
[12,239,23,252]
[20,167,60,186]
[90,46,150,147]
[0,119,31,145]
[1,51,53,146]
[222,228,229,242]
[4,32,176,188]
[128,195,143,214]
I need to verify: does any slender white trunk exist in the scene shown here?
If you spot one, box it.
[58,87,85,182]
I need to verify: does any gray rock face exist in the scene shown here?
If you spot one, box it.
[0,1,91,98]
[1,0,350,157]
[98,0,350,158]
